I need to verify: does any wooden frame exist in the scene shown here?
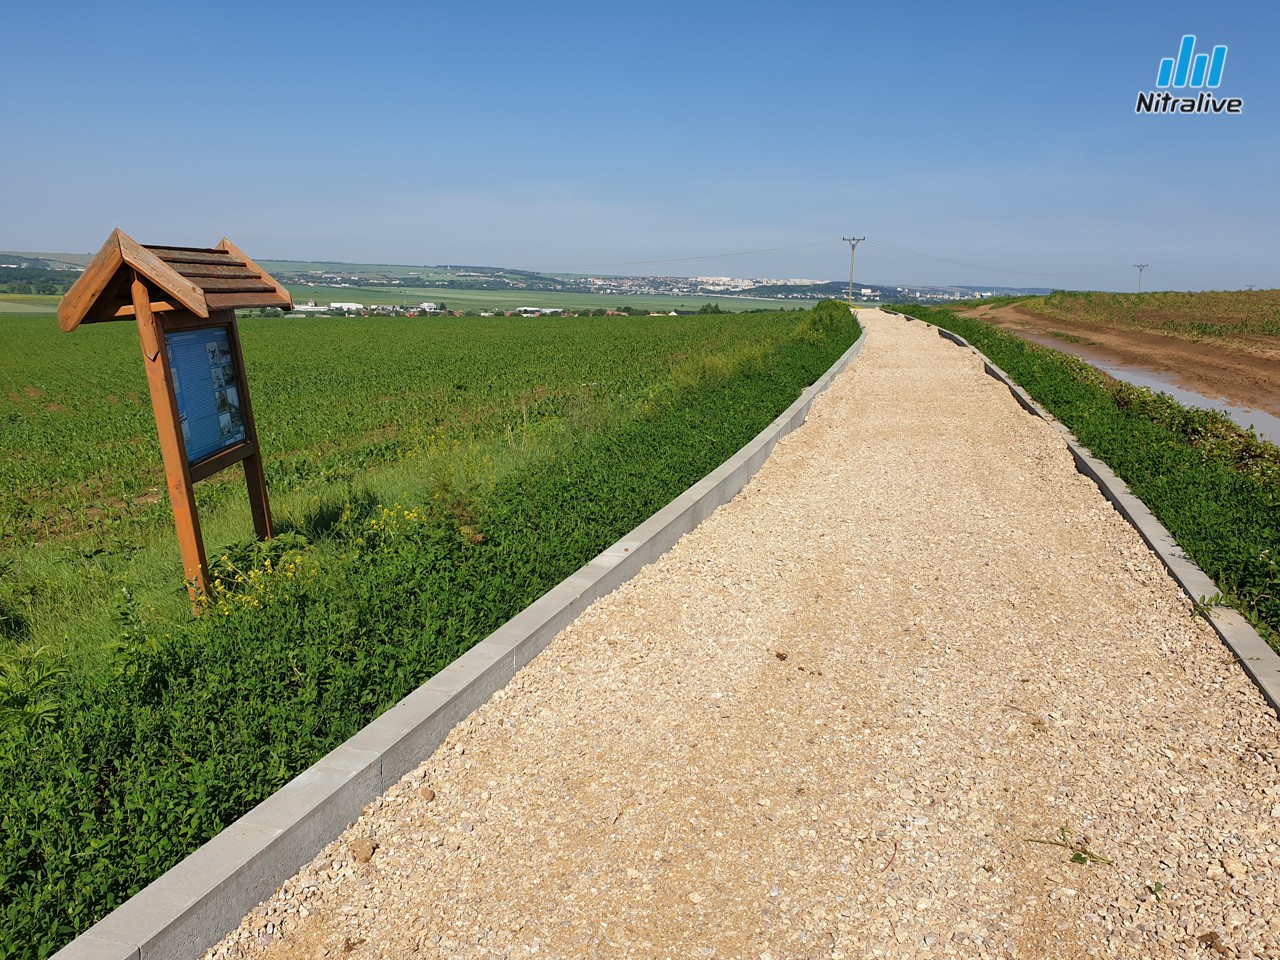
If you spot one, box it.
[59,230,290,605]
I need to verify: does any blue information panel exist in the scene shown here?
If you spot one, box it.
[165,326,247,465]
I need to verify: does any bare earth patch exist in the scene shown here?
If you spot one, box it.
[207,310,1280,960]
[964,303,1280,419]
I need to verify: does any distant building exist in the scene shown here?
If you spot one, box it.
[329,302,365,311]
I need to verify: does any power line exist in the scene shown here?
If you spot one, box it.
[842,236,865,304]
[1134,263,1149,292]
[862,238,1131,279]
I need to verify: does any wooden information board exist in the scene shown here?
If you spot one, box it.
[58,230,292,602]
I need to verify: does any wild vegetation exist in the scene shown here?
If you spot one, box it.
[895,304,1280,646]
[0,301,859,958]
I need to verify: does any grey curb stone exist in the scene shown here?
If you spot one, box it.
[52,321,869,960]
[918,317,1280,715]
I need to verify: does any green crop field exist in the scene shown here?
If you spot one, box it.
[285,283,819,314]
[0,294,58,314]
[257,260,460,280]
[2,308,841,658]
[0,302,860,958]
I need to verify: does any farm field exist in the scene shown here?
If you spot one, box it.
[284,282,819,313]
[1014,288,1280,340]
[0,302,861,957]
[958,289,1280,419]
[0,252,96,270]
[2,307,842,662]
[0,294,58,313]
[257,260,463,280]
[0,279,817,317]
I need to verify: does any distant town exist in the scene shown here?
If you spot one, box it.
[0,250,1051,310]
[271,263,1045,307]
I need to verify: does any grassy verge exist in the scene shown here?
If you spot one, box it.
[894,304,1279,645]
[0,304,858,958]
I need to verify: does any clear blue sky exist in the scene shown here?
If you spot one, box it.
[4,1,1275,290]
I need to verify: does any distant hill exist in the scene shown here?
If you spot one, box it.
[2,250,1059,305]
[0,251,94,270]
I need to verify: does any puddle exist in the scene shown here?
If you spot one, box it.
[1088,359,1280,444]
[1020,333,1280,444]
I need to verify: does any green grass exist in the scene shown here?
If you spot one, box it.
[895,304,1280,644]
[0,302,859,958]
[1046,330,1084,344]
[2,309,833,667]
[951,294,1037,310]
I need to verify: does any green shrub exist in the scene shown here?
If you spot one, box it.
[810,299,853,330]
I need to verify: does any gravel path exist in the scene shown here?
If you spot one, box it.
[207,309,1280,960]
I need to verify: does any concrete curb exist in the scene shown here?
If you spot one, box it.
[901,313,1280,716]
[53,322,870,960]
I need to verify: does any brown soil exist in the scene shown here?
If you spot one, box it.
[82,489,165,524]
[961,304,1280,417]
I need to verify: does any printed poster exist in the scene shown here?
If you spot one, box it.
[164,326,247,464]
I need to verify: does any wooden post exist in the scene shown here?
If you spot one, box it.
[223,314,273,540]
[132,273,209,601]
[58,231,291,605]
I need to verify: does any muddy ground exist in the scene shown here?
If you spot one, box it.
[959,303,1280,418]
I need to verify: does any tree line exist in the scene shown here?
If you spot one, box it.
[0,268,81,296]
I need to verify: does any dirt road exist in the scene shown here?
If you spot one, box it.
[207,310,1280,960]
[963,303,1280,419]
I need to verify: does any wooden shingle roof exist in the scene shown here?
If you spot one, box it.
[58,228,292,332]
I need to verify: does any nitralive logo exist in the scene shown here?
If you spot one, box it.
[1136,35,1242,115]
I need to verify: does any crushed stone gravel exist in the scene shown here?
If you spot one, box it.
[205,309,1280,960]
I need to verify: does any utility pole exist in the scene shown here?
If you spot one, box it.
[1134,263,1148,293]
[843,236,865,305]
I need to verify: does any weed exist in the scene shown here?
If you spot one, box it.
[1192,593,1226,620]
[1026,826,1114,866]
[0,644,69,733]
[0,559,31,643]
